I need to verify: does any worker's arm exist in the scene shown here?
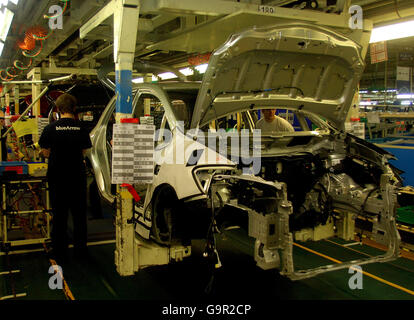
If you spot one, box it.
[40,148,51,158]
[39,124,52,158]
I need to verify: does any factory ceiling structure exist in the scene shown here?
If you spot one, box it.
[0,0,413,94]
[1,0,414,304]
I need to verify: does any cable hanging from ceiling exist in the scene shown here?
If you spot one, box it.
[0,0,70,84]
[14,58,32,71]
[6,66,18,78]
[43,0,69,20]
[0,69,12,81]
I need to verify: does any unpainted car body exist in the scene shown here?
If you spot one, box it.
[86,23,401,280]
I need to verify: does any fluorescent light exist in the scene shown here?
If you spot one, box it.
[397,94,414,99]
[132,77,144,83]
[370,20,414,43]
[132,75,158,83]
[360,101,377,106]
[401,100,412,105]
[0,41,4,57]
[359,90,368,94]
[179,67,194,76]
[195,63,208,74]
[0,7,14,42]
[157,72,177,80]
[0,0,19,5]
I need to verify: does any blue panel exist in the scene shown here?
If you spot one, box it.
[115,70,133,114]
[383,146,414,186]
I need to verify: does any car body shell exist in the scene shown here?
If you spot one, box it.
[85,23,402,280]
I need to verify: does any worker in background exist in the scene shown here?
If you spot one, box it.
[256,109,294,133]
[39,93,92,261]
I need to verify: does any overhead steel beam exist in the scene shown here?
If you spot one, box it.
[92,44,114,59]
[140,0,255,16]
[139,0,359,30]
[80,0,117,39]
[151,13,178,28]
[39,67,98,76]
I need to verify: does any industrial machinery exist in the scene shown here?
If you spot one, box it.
[86,23,402,280]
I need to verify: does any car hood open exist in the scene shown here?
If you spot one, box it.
[191,23,366,130]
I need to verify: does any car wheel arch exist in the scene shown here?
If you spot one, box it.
[151,183,182,245]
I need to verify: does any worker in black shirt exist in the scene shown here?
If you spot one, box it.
[39,93,92,261]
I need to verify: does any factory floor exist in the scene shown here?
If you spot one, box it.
[1,226,414,301]
[1,183,414,303]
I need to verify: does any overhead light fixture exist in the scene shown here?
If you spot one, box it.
[157,72,177,80]
[0,7,14,42]
[195,63,208,74]
[360,101,377,106]
[179,67,194,76]
[132,75,158,83]
[0,0,18,7]
[397,94,414,99]
[132,77,144,84]
[370,20,414,43]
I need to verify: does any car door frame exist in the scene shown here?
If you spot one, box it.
[89,83,177,204]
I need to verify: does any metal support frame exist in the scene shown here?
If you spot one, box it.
[0,269,27,300]
[1,87,48,140]
[80,0,372,60]
[0,178,51,249]
[1,74,76,139]
[28,68,42,119]
[139,0,349,25]
[13,87,19,115]
[113,0,140,276]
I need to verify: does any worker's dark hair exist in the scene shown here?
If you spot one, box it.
[55,93,77,114]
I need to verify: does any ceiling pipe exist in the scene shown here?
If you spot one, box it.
[97,61,116,91]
